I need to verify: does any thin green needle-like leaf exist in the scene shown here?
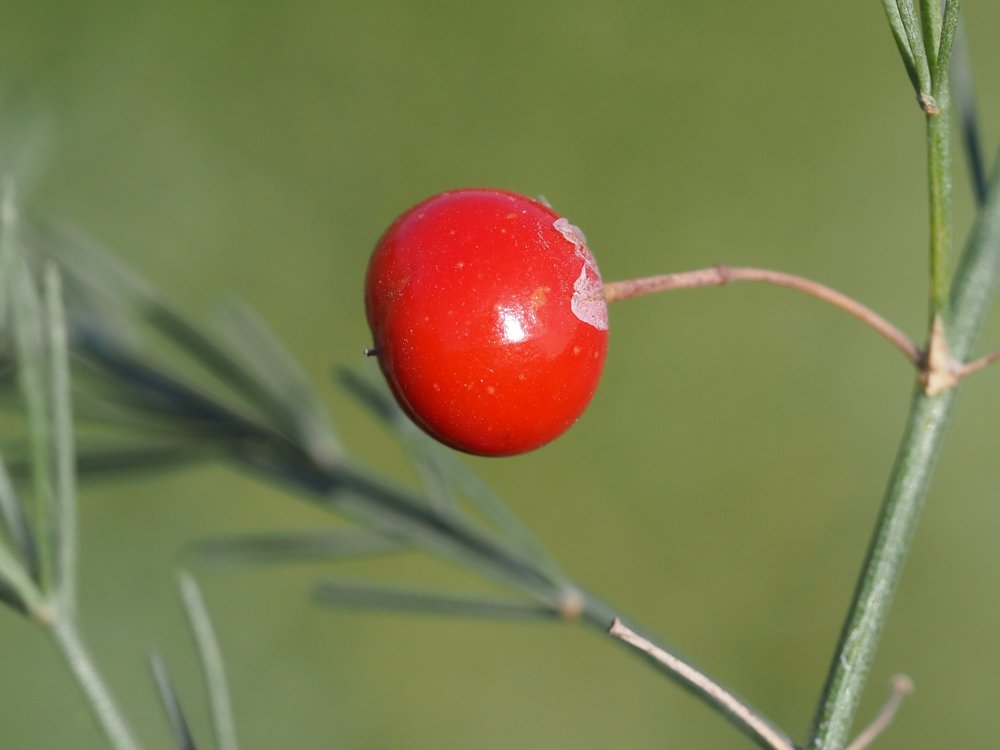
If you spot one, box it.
[210,300,341,466]
[71,364,251,444]
[189,527,403,567]
[340,366,463,513]
[950,15,987,204]
[880,0,921,92]
[949,158,1000,354]
[45,266,76,615]
[34,220,151,309]
[178,573,238,750]
[313,578,561,620]
[78,336,285,448]
[338,370,566,581]
[265,457,563,605]
[895,0,931,92]
[149,651,199,750]
[27,222,147,353]
[27,228,293,454]
[932,0,961,95]
[0,536,40,614]
[0,449,38,576]
[0,180,16,332]
[0,577,27,614]
[931,0,962,96]
[919,0,943,71]
[144,303,299,431]
[1,443,211,484]
[11,253,54,593]
[73,443,211,478]
[407,441,460,513]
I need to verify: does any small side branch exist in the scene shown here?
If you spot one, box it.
[844,675,914,750]
[607,619,797,750]
[954,348,1000,380]
[603,266,921,365]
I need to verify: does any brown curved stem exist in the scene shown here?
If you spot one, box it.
[954,347,1000,380]
[843,674,913,750]
[608,619,796,750]
[603,265,922,365]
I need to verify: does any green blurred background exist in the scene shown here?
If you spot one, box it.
[2,2,999,748]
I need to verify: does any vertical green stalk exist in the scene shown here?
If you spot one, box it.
[807,6,979,748]
[805,388,951,750]
[927,0,962,326]
[807,123,1000,750]
[926,78,952,325]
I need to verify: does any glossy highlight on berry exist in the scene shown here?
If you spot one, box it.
[364,188,608,456]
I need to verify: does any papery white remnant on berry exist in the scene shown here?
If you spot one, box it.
[554,218,608,331]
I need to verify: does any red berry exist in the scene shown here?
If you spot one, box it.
[364,188,608,456]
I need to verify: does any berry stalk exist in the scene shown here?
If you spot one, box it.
[603,266,922,365]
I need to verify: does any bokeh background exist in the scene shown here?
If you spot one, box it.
[2,2,999,748]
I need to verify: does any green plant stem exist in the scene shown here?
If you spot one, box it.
[927,1,960,325]
[807,154,1000,750]
[806,388,951,750]
[49,615,142,750]
[927,98,953,324]
[809,18,970,744]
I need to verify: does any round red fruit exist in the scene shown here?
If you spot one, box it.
[364,189,608,456]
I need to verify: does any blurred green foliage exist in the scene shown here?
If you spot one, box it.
[1,2,999,748]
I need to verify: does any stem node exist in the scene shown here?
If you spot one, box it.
[714,263,733,285]
[919,315,958,396]
[918,92,941,115]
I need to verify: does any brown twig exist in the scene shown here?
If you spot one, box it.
[844,675,914,750]
[603,266,922,366]
[607,618,797,750]
[954,347,1000,380]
